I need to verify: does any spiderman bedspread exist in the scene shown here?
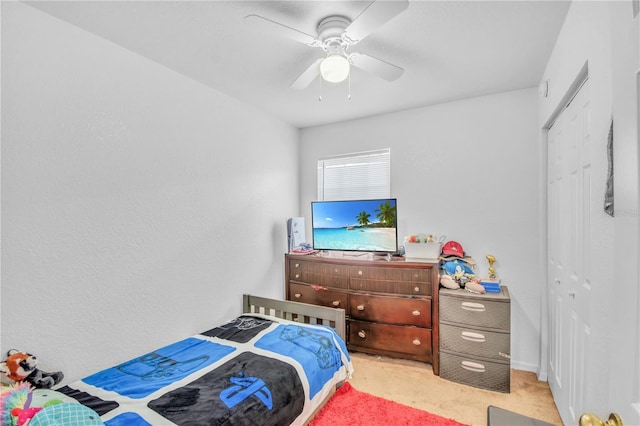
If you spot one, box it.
[58,314,352,426]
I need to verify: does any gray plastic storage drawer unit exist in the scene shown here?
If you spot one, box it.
[439,286,511,392]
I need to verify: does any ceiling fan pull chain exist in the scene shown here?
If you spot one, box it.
[318,74,323,102]
[347,73,352,100]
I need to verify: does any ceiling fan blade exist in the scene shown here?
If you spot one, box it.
[344,0,409,43]
[350,52,404,81]
[245,14,319,46]
[290,58,323,90]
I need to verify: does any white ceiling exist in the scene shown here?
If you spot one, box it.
[25,1,571,128]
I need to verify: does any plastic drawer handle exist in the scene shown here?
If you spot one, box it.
[412,310,421,316]
[294,293,302,299]
[294,263,299,268]
[461,302,486,312]
[461,331,486,342]
[332,300,340,307]
[412,339,421,346]
[414,286,420,292]
[358,330,366,339]
[295,274,300,279]
[357,305,365,311]
[461,360,486,373]
[358,270,363,276]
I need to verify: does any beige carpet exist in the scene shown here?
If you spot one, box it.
[348,352,562,426]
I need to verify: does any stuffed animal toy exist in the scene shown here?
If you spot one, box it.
[0,350,63,389]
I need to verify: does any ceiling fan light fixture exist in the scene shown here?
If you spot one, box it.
[320,54,350,83]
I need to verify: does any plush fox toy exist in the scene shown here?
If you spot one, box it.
[0,349,64,389]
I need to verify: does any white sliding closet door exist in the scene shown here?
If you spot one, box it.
[547,79,593,425]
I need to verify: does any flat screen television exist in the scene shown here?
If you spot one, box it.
[311,198,398,253]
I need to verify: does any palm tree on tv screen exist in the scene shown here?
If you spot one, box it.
[375,201,396,227]
[356,211,371,227]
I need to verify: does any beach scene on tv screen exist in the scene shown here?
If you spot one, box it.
[312,199,397,252]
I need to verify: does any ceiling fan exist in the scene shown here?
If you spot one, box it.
[245,0,409,90]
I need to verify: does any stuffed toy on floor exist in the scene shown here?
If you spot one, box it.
[0,350,63,389]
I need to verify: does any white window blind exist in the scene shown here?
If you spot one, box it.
[317,149,391,201]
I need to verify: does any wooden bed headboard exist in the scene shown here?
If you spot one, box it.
[242,294,346,342]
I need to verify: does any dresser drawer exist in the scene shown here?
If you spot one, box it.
[439,290,510,331]
[350,266,434,284]
[440,351,510,393]
[289,283,348,310]
[289,260,349,278]
[289,260,349,289]
[440,323,510,361]
[349,294,431,327]
[350,278,431,296]
[349,320,431,359]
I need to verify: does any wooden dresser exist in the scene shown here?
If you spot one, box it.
[285,253,440,375]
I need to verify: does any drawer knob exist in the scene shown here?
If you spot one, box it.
[294,293,302,299]
[295,274,300,279]
[295,263,299,268]
[412,339,421,346]
[334,268,339,273]
[357,305,365,311]
[332,300,340,307]
[358,270,363,276]
[412,310,421,316]
[414,286,420,293]
[358,330,366,339]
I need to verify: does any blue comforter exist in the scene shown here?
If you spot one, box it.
[58,314,352,425]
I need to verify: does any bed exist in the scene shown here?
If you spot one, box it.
[57,294,351,425]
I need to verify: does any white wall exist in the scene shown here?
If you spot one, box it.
[539,1,639,422]
[1,2,298,382]
[299,88,543,372]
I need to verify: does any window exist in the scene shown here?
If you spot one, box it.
[317,149,391,201]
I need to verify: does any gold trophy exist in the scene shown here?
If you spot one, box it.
[486,254,497,279]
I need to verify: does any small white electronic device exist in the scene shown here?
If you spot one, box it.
[287,217,307,252]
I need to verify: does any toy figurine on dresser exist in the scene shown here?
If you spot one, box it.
[486,254,497,279]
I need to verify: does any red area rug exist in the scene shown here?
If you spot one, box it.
[310,382,469,426]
